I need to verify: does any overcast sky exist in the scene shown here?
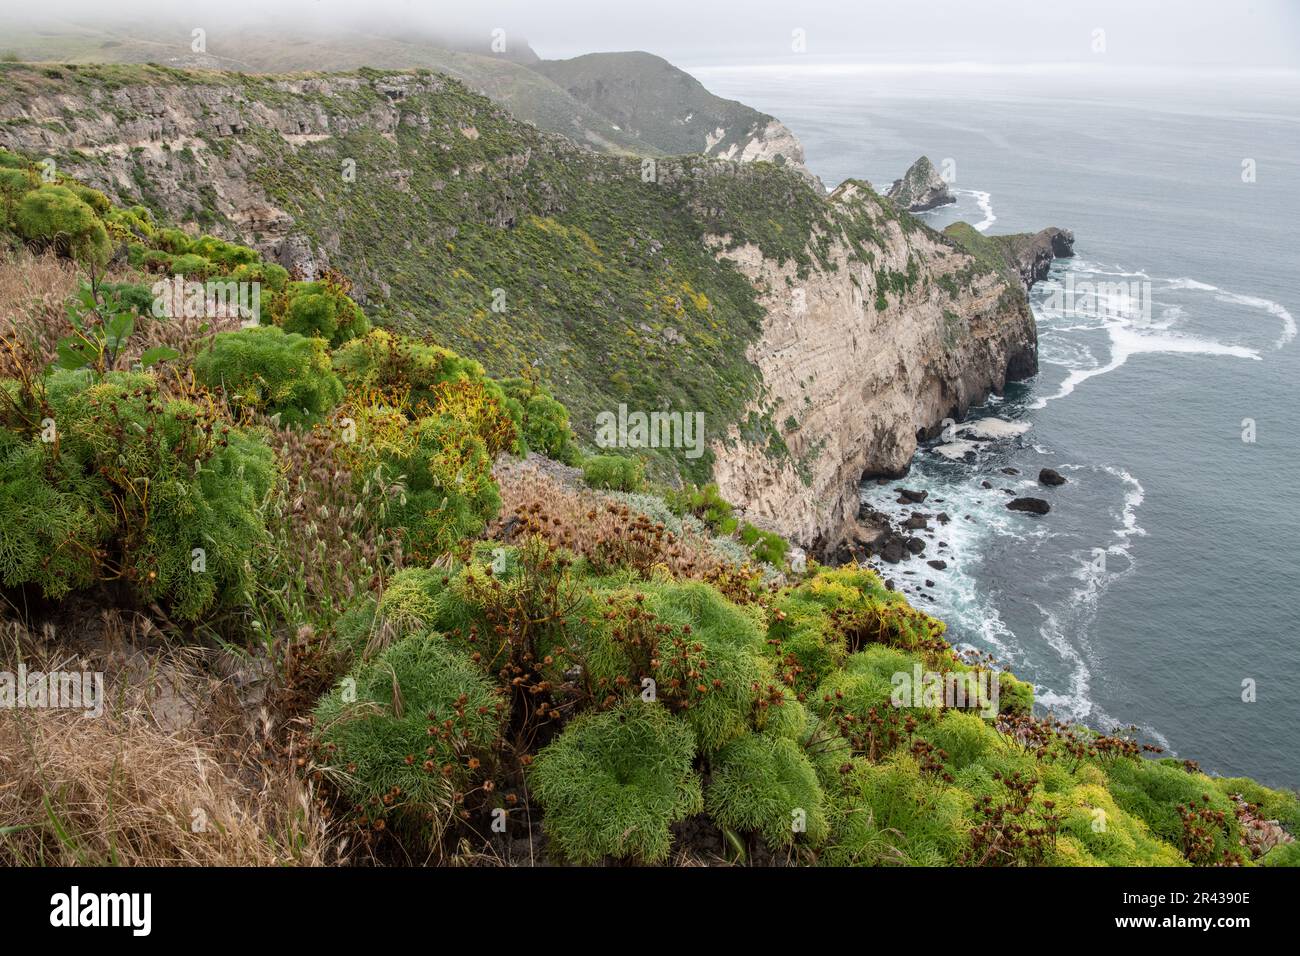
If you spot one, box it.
[6,0,1299,67]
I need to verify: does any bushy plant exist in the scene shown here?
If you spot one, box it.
[822,754,970,866]
[13,185,112,265]
[707,732,829,851]
[313,633,506,843]
[1103,758,1243,864]
[0,438,111,599]
[766,593,845,694]
[279,276,369,346]
[191,234,259,269]
[195,326,344,427]
[530,698,703,864]
[500,376,577,463]
[153,227,193,255]
[739,522,788,567]
[666,482,737,534]
[0,370,276,619]
[346,404,501,561]
[811,642,925,723]
[229,260,289,293]
[580,580,771,752]
[334,329,519,455]
[790,565,948,654]
[1049,782,1185,866]
[582,454,644,492]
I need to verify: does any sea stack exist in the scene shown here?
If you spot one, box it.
[887,155,955,212]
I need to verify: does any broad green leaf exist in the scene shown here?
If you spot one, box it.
[139,346,180,368]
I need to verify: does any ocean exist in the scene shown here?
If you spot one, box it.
[689,60,1300,788]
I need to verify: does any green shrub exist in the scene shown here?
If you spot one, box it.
[98,281,155,316]
[582,454,644,492]
[1260,842,1300,867]
[280,280,369,346]
[313,634,506,843]
[191,234,259,268]
[823,754,969,866]
[1103,758,1242,864]
[581,580,771,752]
[1050,782,1185,867]
[1,370,276,619]
[813,644,926,728]
[195,326,344,427]
[707,732,829,850]
[168,252,214,278]
[391,413,501,559]
[998,671,1035,715]
[666,482,737,534]
[334,330,519,456]
[531,698,703,864]
[230,260,289,294]
[0,168,34,213]
[766,593,844,694]
[739,522,788,567]
[14,185,111,265]
[153,227,192,254]
[500,377,576,463]
[0,439,111,599]
[70,184,111,215]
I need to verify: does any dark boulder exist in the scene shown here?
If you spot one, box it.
[1039,468,1067,486]
[1007,497,1051,515]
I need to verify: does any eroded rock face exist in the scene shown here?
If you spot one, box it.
[1000,227,1076,290]
[707,182,1037,554]
[0,72,456,279]
[886,155,955,212]
[708,119,821,188]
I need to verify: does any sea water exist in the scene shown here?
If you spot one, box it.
[690,60,1300,787]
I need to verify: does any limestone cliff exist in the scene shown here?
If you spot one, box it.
[707,181,1037,553]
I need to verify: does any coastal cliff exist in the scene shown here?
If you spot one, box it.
[708,181,1040,553]
[0,63,1057,554]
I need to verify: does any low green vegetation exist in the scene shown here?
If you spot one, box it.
[582,453,646,492]
[196,325,344,427]
[0,142,1294,870]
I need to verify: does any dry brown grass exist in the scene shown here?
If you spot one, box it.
[0,247,243,381]
[493,457,728,579]
[0,614,348,866]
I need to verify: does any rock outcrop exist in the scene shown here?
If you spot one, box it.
[1007,497,1051,515]
[997,227,1076,290]
[707,180,1040,555]
[886,156,954,212]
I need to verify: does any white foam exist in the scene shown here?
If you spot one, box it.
[933,439,978,460]
[1166,277,1296,348]
[958,417,1032,440]
[957,188,997,232]
[1031,316,1260,408]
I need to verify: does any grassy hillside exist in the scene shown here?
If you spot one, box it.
[532,51,782,158]
[0,20,657,155]
[0,63,952,483]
